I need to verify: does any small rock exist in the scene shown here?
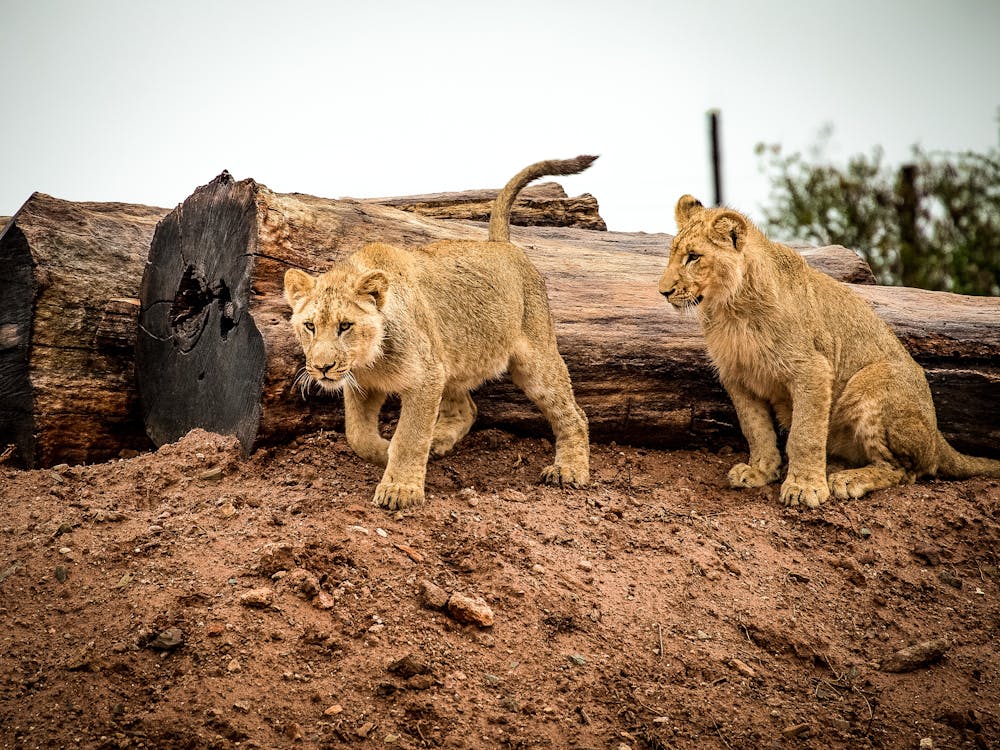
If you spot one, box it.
[484,673,501,686]
[695,630,712,640]
[347,525,370,535]
[227,658,241,673]
[147,627,184,651]
[501,488,527,503]
[388,654,431,678]
[446,592,495,627]
[919,738,934,750]
[938,570,963,589]
[198,466,224,481]
[323,704,343,716]
[239,588,275,609]
[567,654,587,666]
[782,723,812,738]
[58,547,72,555]
[55,566,68,584]
[219,501,237,518]
[705,570,722,581]
[578,559,593,572]
[257,543,296,576]
[859,527,872,538]
[285,722,304,741]
[232,702,250,713]
[418,579,450,610]
[315,590,336,610]
[375,527,389,538]
[405,674,436,690]
[728,657,756,678]
[531,564,546,575]
[912,544,941,566]
[356,721,376,739]
[879,638,951,673]
[285,568,320,599]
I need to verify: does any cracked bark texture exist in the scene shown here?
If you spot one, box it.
[0,193,168,466]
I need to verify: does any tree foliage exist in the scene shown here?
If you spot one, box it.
[756,128,1000,296]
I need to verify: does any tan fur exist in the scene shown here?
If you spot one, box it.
[658,195,1000,507]
[284,157,595,510]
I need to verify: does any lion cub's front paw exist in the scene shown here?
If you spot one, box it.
[779,474,830,509]
[540,463,589,489]
[728,462,779,488]
[372,482,424,510]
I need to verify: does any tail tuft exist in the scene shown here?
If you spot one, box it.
[488,155,599,242]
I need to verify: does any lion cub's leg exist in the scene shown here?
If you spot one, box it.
[509,341,590,488]
[725,382,783,489]
[828,362,932,499]
[781,358,834,508]
[431,390,478,457]
[373,382,443,510]
[344,388,389,467]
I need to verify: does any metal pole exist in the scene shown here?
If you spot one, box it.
[708,109,723,206]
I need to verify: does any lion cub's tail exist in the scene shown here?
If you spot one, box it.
[936,433,1000,479]
[488,155,599,243]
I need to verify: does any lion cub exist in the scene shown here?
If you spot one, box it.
[659,195,1000,507]
[284,157,593,509]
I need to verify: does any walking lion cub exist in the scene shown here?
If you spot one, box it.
[658,195,1000,507]
[284,157,593,510]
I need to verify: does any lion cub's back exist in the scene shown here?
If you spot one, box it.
[414,239,546,355]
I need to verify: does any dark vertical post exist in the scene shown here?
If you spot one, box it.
[708,109,723,206]
[897,163,919,288]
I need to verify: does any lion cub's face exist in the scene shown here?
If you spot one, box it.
[658,195,749,311]
[283,266,388,393]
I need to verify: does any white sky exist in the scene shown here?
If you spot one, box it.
[2,0,998,232]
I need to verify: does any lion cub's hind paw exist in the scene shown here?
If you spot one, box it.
[373,482,424,510]
[779,476,829,509]
[540,463,589,489]
[728,462,779,488]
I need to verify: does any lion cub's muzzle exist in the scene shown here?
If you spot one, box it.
[660,288,703,309]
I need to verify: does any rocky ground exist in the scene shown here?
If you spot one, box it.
[1,427,997,749]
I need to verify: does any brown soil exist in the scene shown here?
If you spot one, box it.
[2,427,997,750]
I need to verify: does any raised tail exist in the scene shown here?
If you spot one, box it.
[488,155,599,243]
[936,433,1000,479]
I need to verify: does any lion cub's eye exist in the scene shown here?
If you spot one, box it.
[684,253,701,265]
[303,321,315,333]
[338,321,353,334]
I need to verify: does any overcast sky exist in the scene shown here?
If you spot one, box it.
[2,0,998,233]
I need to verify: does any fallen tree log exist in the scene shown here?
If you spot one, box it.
[0,193,168,467]
[135,172,1000,461]
[360,182,607,231]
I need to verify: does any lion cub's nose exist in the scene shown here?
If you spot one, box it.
[317,363,335,375]
[659,287,674,298]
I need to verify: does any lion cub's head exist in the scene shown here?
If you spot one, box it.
[658,195,750,311]
[283,265,388,393]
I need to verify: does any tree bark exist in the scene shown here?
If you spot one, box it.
[136,173,1000,462]
[0,193,168,467]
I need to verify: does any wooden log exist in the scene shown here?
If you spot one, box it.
[133,172,1000,465]
[360,182,607,231]
[0,193,168,467]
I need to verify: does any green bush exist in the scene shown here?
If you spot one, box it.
[756,127,1000,296]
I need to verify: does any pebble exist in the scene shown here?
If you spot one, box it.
[198,467,224,481]
[239,588,275,609]
[323,704,343,716]
[531,564,546,575]
[567,654,587,666]
[315,590,336,610]
[782,723,812,738]
[227,658,241,673]
[347,525,370,535]
[578,559,593,572]
[257,543,296,576]
[55,566,68,584]
[375,527,389,538]
[418,579,450,610]
[919,738,934,750]
[389,654,431,678]
[446,592,495,627]
[219,501,237,518]
[147,627,184,651]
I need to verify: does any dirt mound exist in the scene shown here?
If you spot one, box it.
[1,427,997,749]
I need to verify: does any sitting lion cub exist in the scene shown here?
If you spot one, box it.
[284,157,593,509]
[659,195,1000,507]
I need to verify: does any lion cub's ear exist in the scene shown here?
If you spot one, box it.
[355,270,388,309]
[284,268,316,307]
[675,195,705,229]
[711,211,749,251]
